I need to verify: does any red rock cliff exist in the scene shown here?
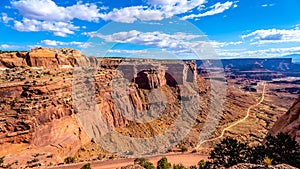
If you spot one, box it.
[269,97,300,145]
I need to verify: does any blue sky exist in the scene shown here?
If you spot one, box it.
[0,0,300,59]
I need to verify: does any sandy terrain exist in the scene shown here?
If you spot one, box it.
[47,153,208,169]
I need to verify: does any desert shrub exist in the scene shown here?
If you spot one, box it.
[173,163,187,169]
[134,158,147,165]
[0,156,4,164]
[80,163,91,169]
[209,137,250,168]
[248,144,265,164]
[27,158,39,164]
[134,158,155,169]
[263,156,273,166]
[143,161,155,169]
[64,156,75,164]
[264,133,300,168]
[46,154,53,158]
[179,145,188,152]
[157,157,171,169]
[209,133,300,168]
[197,160,213,169]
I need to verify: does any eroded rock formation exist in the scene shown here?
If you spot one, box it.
[0,48,201,167]
[269,96,300,145]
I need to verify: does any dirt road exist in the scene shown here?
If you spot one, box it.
[196,82,266,148]
[48,153,208,169]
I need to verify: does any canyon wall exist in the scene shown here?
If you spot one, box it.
[0,48,199,166]
[269,96,300,145]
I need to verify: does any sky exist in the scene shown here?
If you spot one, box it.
[0,0,300,59]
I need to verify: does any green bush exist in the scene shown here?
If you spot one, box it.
[80,163,91,169]
[134,158,147,165]
[143,161,155,169]
[0,156,4,164]
[197,160,213,169]
[134,158,155,169]
[264,133,300,167]
[157,157,171,169]
[64,156,75,164]
[209,137,250,168]
[179,145,188,152]
[209,133,300,168]
[173,163,187,169]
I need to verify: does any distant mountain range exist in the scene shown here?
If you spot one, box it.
[281,54,300,64]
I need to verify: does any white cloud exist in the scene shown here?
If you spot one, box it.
[8,0,238,35]
[1,13,14,24]
[83,30,242,57]
[0,44,20,49]
[181,1,234,20]
[83,30,205,50]
[40,39,88,48]
[218,46,300,58]
[107,49,147,54]
[242,27,300,44]
[147,0,206,17]
[11,0,101,22]
[261,4,275,7]
[13,18,79,37]
[98,6,163,23]
[96,0,234,23]
[8,0,103,36]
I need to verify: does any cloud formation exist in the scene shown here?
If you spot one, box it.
[1,13,13,24]
[14,18,79,37]
[0,44,20,49]
[41,40,82,46]
[83,30,206,51]
[218,46,300,58]
[181,1,235,20]
[242,27,300,44]
[11,0,101,22]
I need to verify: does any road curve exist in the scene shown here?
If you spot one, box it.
[47,153,208,169]
[196,82,266,148]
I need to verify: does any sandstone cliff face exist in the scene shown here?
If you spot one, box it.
[0,52,27,68]
[0,49,202,167]
[0,48,84,69]
[269,97,300,144]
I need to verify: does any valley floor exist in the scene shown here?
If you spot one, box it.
[48,153,208,169]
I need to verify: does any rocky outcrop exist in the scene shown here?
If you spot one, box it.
[135,69,167,89]
[0,48,84,69]
[269,97,300,145]
[229,163,297,169]
[120,164,145,169]
[26,48,83,68]
[0,52,27,68]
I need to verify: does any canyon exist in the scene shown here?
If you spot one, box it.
[0,48,299,168]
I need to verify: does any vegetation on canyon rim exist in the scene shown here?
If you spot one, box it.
[130,133,299,169]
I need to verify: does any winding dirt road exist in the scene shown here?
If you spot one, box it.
[48,153,208,169]
[196,82,266,148]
